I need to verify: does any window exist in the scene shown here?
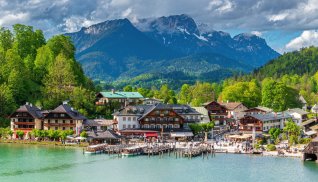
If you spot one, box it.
[174,118,179,121]
[55,120,58,123]
[54,114,58,118]
[63,127,65,130]
[128,117,131,121]
[133,117,136,121]
[156,124,161,129]
[145,118,149,121]
[70,127,73,130]
[70,120,73,124]
[63,120,65,124]
[128,124,131,129]
[48,127,50,130]
[123,117,126,121]
[133,125,136,129]
[55,127,58,130]
[168,124,173,128]
[144,124,149,129]
[123,124,126,129]
[48,119,50,123]
[61,114,65,117]
[156,111,160,115]
[174,124,179,128]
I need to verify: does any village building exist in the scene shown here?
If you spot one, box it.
[10,103,44,138]
[43,102,86,135]
[95,90,144,109]
[239,112,292,134]
[192,107,210,123]
[285,108,308,126]
[220,102,248,119]
[303,137,318,162]
[113,103,200,139]
[202,101,228,129]
[86,130,121,145]
[83,119,115,131]
[143,98,162,105]
[243,106,272,115]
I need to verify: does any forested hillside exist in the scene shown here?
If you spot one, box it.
[121,47,318,111]
[0,25,95,127]
[252,46,318,79]
[220,46,318,109]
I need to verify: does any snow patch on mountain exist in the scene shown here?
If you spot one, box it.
[194,34,208,42]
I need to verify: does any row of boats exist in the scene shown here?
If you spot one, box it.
[85,144,150,156]
[84,143,216,157]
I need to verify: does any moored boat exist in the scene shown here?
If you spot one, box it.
[85,144,108,154]
[121,146,144,156]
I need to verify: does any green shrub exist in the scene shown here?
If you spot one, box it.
[267,144,276,151]
[299,138,311,144]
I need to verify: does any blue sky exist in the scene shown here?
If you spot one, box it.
[1,0,317,53]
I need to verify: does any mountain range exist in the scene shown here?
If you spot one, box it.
[65,14,280,86]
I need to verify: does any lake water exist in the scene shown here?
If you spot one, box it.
[0,144,317,182]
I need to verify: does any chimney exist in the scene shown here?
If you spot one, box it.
[26,102,29,105]
[111,89,115,94]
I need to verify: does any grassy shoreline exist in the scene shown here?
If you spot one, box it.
[0,139,89,148]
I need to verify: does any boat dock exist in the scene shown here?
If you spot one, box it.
[84,142,216,159]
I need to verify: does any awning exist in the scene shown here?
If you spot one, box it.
[305,130,317,136]
[145,133,158,137]
[170,132,193,137]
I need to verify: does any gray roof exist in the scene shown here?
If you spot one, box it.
[114,103,201,118]
[87,130,120,139]
[14,104,43,119]
[244,106,272,113]
[83,119,114,126]
[49,104,86,120]
[192,107,209,116]
[249,112,292,121]
[286,108,308,115]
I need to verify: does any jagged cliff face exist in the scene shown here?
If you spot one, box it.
[65,14,280,81]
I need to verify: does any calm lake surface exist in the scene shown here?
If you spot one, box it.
[0,144,317,182]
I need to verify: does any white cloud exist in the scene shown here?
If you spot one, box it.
[251,31,262,36]
[0,12,29,26]
[207,0,234,13]
[285,30,318,51]
[268,12,289,22]
[63,16,99,32]
[122,8,132,17]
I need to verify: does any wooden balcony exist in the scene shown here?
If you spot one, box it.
[44,123,76,127]
[14,122,35,125]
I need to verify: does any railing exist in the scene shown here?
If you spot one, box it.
[14,122,35,125]
[44,123,76,127]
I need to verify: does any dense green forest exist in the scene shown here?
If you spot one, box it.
[121,47,318,111]
[0,25,96,127]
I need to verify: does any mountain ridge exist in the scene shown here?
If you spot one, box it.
[65,14,280,83]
